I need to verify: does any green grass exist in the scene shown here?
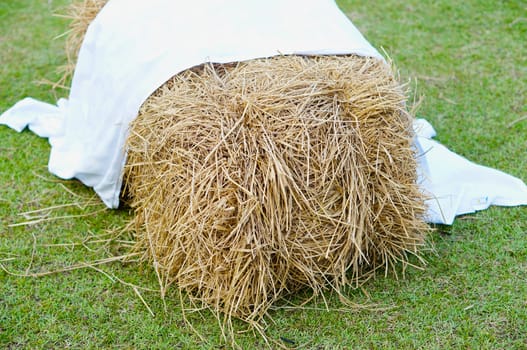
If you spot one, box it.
[1,0,526,349]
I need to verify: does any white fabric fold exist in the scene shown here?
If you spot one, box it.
[414,119,527,224]
[0,97,66,138]
[1,0,526,224]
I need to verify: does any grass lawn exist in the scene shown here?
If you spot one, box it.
[1,0,526,348]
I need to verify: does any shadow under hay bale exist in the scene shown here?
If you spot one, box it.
[123,55,429,325]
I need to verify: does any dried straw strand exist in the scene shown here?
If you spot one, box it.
[55,0,107,87]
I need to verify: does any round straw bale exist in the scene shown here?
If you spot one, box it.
[123,55,428,323]
[61,0,429,328]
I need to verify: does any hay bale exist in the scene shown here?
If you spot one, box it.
[124,55,428,324]
[63,0,428,330]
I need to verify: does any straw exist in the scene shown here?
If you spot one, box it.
[124,55,429,328]
[60,0,430,342]
[55,0,107,87]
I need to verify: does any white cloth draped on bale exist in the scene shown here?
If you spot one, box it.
[1,0,526,225]
[413,119,527,224]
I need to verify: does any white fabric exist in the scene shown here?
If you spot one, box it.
[413,119,527,224]
[2,0,381,208]
[1,0,526,224]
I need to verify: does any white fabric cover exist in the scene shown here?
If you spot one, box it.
[1,0,526,224]
[413,119,527,224]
